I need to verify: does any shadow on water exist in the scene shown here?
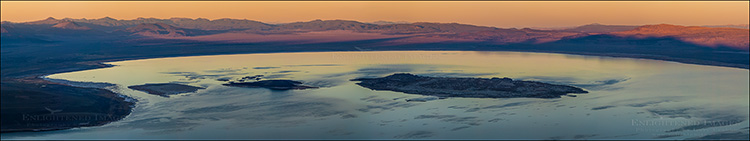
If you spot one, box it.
[101,87,355,135]
[517,76,630,91]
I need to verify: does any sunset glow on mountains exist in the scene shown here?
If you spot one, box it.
[2,1,748,28]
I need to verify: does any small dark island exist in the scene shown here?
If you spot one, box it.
[350,73,588,99]
[222,80,317,90]
[128,83,205,97]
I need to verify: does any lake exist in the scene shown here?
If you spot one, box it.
[2,51,748,139]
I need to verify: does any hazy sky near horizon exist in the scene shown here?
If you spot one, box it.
[1,1,748,28]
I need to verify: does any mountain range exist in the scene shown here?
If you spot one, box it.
[3,17,748,51]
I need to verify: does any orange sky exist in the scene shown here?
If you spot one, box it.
[1,1,748,28]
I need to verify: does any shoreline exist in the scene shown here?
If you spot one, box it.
[0,76,136,133]
[81,50,750,71]
[41,49,750,75]
[2,49,746,133]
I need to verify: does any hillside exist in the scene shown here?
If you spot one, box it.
[560,23,639,33]
[611,24,750,50]
[702,24,750,29]
[51,21,92,30]
[122,23,200,37]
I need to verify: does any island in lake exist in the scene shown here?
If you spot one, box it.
[351,73,588,98]
[128,83,205,97]
[222,80,318,90]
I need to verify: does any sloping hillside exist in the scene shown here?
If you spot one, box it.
[612,24,750,50]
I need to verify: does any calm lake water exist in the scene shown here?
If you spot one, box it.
[2,51,748,139]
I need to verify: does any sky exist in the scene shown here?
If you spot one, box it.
[1,1,748,28]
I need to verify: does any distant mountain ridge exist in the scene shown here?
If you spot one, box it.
[2,17,586,44]
[368,20,411,25]
[24,17,64,25]
[2,17,748,50]
[559,23,639,33]
[1,18,105,37]
[702,24,749,29]
[51,21,91,30]
[59,17,273,31]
